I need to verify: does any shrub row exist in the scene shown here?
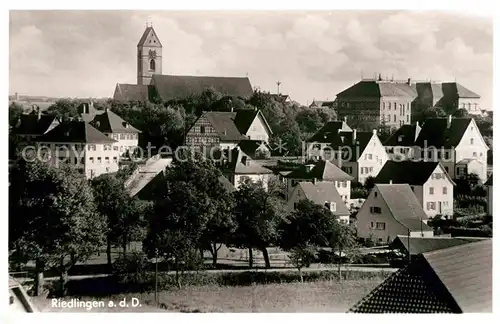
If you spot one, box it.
[442,226,492,238]
[59,269,391,297]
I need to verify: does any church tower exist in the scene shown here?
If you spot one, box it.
[137,25,162,85]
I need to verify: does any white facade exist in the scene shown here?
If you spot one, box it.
[232,173,270,191]
[106,132,139,156]
[454,119,489,182]
[420,165,455,217]
[36,142,120,179]
[245,114,271,143]
[355,133,389,184]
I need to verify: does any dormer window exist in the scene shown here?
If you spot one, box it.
[398,135,403,142]
[324,201,336,212]
[241,156,248,166]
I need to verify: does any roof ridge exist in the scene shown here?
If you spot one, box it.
[423,238,491,257]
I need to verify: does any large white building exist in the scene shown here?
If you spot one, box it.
[35,120,120,179]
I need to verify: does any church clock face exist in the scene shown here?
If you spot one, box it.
[149,49,157,60]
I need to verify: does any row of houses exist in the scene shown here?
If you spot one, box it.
[11,102,140,179]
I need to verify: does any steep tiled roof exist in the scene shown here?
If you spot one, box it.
[383,124,421,146]
[390,236,485,255]
[38,120,117,144]
[375,184,430,231]
[15,113,59,136]
[89,109,141,134]
[137,26,162,47]
[297,181,350,216]
[113,84,150,102]
[227,148,273,175]
[337,80,417,99]
[442,82,480,99]
[307,121,352,143]
[375,161,453,186]
[286,160,353,181]
[151,74,253,102]
[423,239,492,312]
[200,110,271,142]
[414,117,472,148]
[237,140,270,159]
[334,131,375,162]
[349,239,492,313]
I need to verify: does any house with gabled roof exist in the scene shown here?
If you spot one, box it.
[284,160,353,202]
[375,161,455,217]
[349,239,492,313]
[36,120,120,179]
[186,109,273,151]
[306,119,352,157]
[356,184,433,244]
[308,126,389,184]
[384,116,489,182]
[222,147,273,190]
[288,181,351,223]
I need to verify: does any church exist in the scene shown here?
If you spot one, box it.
[113,25,254,102]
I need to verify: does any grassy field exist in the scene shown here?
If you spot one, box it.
[36,279,382,313]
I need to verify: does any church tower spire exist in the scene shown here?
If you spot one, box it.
[137,24,162,85]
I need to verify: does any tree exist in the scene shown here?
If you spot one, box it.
[9,159,106,296]
[267,175,287,199]
[329,223,360,279]
[46,99,81,121]
[364,176,376,190]
[233,181,287,268]
[279,199,338,281]
[9,102,24,127]
[453,108,469,117]
[91,174,147,267]
[162,153,236,266]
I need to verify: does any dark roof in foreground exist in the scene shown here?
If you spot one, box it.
[414,117,472,148]
[390,235,486,255]
[38,120,117,144]
[151,74,254,102]
[383,124,421,147]
[375,184,431,231]
[307,121,352,143]
[375,161,451,186]
[349,239,492,313]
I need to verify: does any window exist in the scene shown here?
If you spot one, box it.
[97,157,102,163]
[120,134,125,140]
[427,202,436,210]
[393,115,396,122]
[370,207,381,214]
[407,115,409,122]
[367,154,373,160]
[104,145,111,151]
[480,152,483,157]
[325,201,336,212]
[470,138,474,145]
[437,151,441,159]
[88,144,96,151]
[443,187,448,195]
[113,157,118,162]
[200,126,206,134]
[445,151,450,159]
[369,167,374,173]
[388,102,391,109]
[376,222,386,230]
[429,187,434,195]
[74,157,78,164]
[149,59,155,71]
[113,146,118,151]
[382,102,385,110]
[374,191,378,198]
[342,181,347,188]
[105,157,110,163]
[370,222,374,228]
[360,168,364,175]
[89,157,94,163]
[427,151,432,159]
[473,152,477,157]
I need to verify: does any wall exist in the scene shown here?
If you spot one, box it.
[457,98,482,115]
[337,97,381,129]
[85,143,120,179]
[186,115,220,149]
[421,165,454,217]
[137,29,162,85]
[246,114,270,142]
[380,96,412,128]
[357,134,388,184]
[331,180,351,201]
[454,119,488,182]
[106,133,139,156]
[356,188,409,243]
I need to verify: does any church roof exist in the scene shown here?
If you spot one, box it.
[113,84,151,102]
[151,74,254,102]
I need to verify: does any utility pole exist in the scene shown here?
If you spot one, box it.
[155,248,159,304]
[276,81,282,95]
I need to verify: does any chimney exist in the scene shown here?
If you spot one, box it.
[312,178,317,184]
[352,129,357,143]
[389,180,392,185]
[416,121,419,128]
[407,78,411,85]
[372,129,377,135]
[230,107,234,113]
[305,164,314,172]
[343,116,347,123]
[15,92,19,101]
[37,106,41,120]
[447,115,453,128]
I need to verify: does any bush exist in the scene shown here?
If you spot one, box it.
[351,187,369,199]
[444,226,492,238]
[112,252,150,285]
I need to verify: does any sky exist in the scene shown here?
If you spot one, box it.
[9,10,493,108]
